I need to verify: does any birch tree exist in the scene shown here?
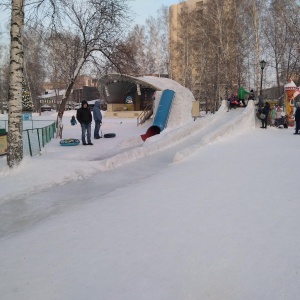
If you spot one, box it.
[157,5,170,75]
[146,5,169,76]
[45,32,82,113]
[123,5,169,77]
[98,40,139,75]
[244,0,266,93]
[279,0,300,83]
[0,51,10,114]
[170,2,194,88]
[126,25,148,75]
[7,0,24,168]
[4,0,130,167]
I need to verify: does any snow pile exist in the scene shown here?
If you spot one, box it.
[139,76,194,127]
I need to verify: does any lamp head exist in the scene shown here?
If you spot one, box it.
[260,60,266,70]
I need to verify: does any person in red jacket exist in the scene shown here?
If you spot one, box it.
[229,93,239,109]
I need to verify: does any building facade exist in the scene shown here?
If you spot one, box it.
[169,0,239,103]
[38,75,101,112]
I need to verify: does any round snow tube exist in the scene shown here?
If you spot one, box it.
[104,133,116,138]
[60,138,80,146]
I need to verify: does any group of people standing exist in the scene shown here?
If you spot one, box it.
[226,86,300,133]
[258,102,284,129]
[258,101,300,134]
[72,100,103,145]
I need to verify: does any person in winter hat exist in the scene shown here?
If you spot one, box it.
[92,100,102,139]
[76,100,93,145]
[276,106,282,119]
[248,89,255,100]
[294,102,300,134]
[261,102,270,129]
[70,115,77,126]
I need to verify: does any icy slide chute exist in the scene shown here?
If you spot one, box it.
[141,89,175,141]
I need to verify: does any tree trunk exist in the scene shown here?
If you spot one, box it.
[56,58,85,139]
[56,82,73,139]
[7,0,24,168]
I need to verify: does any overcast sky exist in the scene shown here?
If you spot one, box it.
[0,0,180,47]
[131,0,180,25]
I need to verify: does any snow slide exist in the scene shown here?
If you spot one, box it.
[141,89,175,141]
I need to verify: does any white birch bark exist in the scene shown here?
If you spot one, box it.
[7,0,24,168]
[56,57,85,139]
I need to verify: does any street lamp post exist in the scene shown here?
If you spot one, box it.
[260,60,266,97]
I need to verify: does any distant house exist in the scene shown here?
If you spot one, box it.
[40,105,52,112]
[38,75,101,111]
[74,99,106,111]
[37,90,66,111]
[37,86,101,111]
[72,86,101,105]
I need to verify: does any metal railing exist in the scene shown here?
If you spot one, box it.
[137,103,153,126]
[23,122,57,156]
[0,119,56,131]
[0,120,56,157]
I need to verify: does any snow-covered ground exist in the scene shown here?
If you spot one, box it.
[0,99,227,202]
[1,101,300,299]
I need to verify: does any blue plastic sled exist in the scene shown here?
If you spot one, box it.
[60,138,80,146]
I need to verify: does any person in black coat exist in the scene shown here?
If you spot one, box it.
[248,89,255,100]
[294,103,300,134]
[76,100,93,145]
[261,102,270,129]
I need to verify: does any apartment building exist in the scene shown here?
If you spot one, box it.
[169,0,239,101]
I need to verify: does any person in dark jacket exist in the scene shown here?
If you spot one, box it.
[294,102,300,134]
[261,102,270,129]
[92,100,102,139]
[257,95,264,109]
[76,100,93,145]
[248,89,255,100]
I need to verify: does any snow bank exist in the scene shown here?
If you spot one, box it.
[174,100,256,161]
[0,101,255,203]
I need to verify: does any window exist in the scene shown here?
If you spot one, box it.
[196,1,203,11]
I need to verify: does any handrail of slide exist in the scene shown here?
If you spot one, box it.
[137,103,153,126]
[141,89,175,141]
